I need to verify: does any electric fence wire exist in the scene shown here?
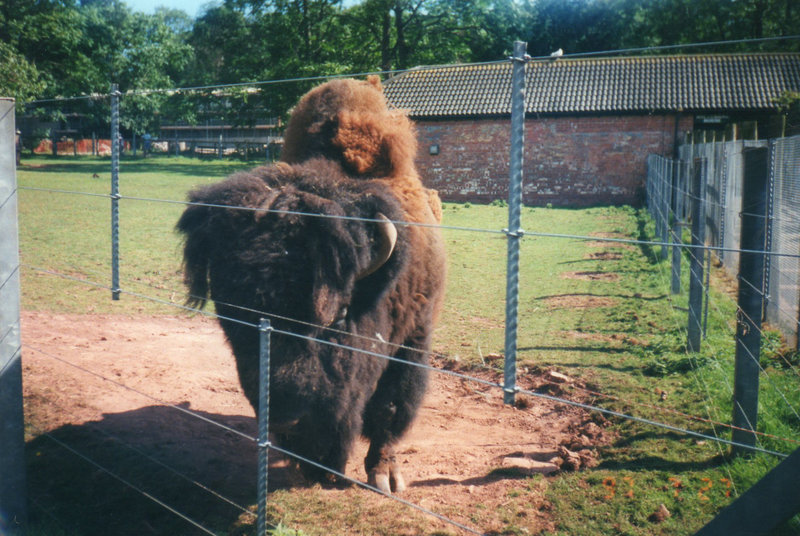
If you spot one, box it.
[23,253,800,450]
[18,185,800,260]
[20,175,800,455]
[650,169,800,458]
[21,262,795,458]
[21,175,800,442]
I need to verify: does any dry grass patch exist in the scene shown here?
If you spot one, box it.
[541,295,618,309]
[584,251,623,261]
[560,271,620,282]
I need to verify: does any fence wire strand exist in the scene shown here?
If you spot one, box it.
[23,261,798,458]
[647,146,800,460]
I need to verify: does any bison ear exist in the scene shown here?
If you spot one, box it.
[366,75,383,92]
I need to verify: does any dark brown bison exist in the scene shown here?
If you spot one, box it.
[177,78,446,494]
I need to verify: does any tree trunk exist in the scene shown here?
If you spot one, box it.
[381,7,391,72]
[394,2,407,70]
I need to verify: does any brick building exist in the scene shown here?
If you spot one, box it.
[383,54,800,206]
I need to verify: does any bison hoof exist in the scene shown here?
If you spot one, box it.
[371,472,392,494]
[391,471,406,493]
[368,467,406,494]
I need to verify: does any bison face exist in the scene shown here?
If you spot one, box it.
[178,161,406,330]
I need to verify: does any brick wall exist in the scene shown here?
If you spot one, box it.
[414,114,693,206]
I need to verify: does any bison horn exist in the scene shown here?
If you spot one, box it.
[357,213,397,280]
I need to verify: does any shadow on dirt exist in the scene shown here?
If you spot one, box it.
[26,404,298,535]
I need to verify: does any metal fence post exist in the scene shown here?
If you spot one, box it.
[0,98,26,536]
[671,158,682,294]
[504,41,527,406]
[660,159,669,260]
[687,158,706,352]
[762,140,776,323]
[732,146,769,455]
[257,319,272,535]
[110,84,121,301]
[653,159,662,242]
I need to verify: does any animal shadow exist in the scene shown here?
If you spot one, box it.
[26,404,301,535]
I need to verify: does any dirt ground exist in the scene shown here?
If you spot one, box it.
[21,311,608,535]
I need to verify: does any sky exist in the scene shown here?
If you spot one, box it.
[124,0,219,19]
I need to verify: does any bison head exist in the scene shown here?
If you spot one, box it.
[280,77,418,180]
[177,159,407,331]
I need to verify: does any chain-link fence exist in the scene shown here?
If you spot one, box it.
[767,136,800,348]
[649,135,800,348]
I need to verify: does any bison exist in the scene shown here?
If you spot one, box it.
[177,78,446,494]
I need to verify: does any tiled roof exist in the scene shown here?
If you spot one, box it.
[383,54,800,117]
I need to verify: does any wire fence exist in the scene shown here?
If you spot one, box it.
[649,136,800,349]
[647,139,800,456]
[6,47,800,535]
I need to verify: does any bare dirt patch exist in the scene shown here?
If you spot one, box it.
[584,251,624,261]
[541,295,618,309]
[589,232,628,240]
[21,312,604,535]
[584,240,636,251]
[561,271,620,282]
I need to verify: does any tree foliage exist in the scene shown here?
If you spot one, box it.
[0,41,46,111]
[1,0,797,132]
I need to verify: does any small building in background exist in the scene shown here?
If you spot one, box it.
[384,53,800,206]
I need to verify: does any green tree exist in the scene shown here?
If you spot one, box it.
[0,0,88,97]
[187,4,252,85]
[76,1,194,135]
[0,41,46,110]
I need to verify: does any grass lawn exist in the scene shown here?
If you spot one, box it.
[16,155,800,535]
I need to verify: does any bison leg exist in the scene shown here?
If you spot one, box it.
[365,442,405,494]
[281,411,358,487]
[363,348,429,494]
